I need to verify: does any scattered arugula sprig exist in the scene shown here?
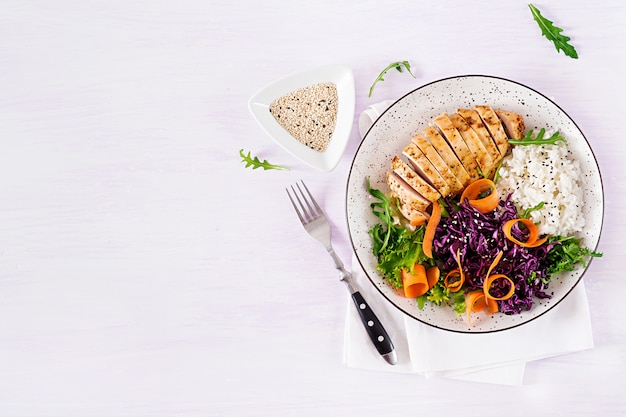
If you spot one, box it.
[368,61,416,97]
[529,3,578,59]
[239,149,289,171]
[508,128,566,146]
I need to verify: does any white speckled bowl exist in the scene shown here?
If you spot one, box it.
[346,75,604,333]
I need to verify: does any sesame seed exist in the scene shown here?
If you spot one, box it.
[269,82,338,152]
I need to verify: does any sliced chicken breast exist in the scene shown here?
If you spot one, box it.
[422,125,471,188]
[386,172,430,225]
[456,108,502,163]
[449,112,495,176]
[495,109,525,139]
[402,142,452,198]
[432,113,481,182]
[411,133,465,196]
[474,105,510,156]
[391,156,441,203]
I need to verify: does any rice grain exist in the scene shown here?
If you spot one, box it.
[495,141,585,236]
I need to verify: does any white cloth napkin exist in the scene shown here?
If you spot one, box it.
[343,101,594,385]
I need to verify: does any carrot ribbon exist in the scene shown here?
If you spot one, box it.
[444,249,465,292]
[465,251,515,325]
[422,201,441,258]
[401,264,441,298]
[459,178,499,213]
[502,218,548,248]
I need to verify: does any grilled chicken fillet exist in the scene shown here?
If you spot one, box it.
[391,156,441,203]
[402,142,452,198]
[383,104,525,225]
[386,172,430,225]
[449,112,495,176]
[456,108,502,163]
[433,113,481,182]
[495,109,525,140]
[411,133,465,196]
[423,125,471,187]
[474,105,510,156]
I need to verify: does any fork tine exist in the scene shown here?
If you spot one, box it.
[286,186,306,224]
[299,181,323,218]
[295,182,318,221]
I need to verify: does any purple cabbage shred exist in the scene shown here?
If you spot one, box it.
[433,193,556,315]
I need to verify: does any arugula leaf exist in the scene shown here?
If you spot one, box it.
[508,128,566,146]
[547,235,602,276]
[239,149,289,171]
[492,159,504,184]
[367,180,432,288]
[529,4,578,59]
[519,201,545,219]
[368,61,416,97]
[366,183,466,313]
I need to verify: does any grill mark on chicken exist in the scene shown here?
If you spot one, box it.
[411,133,465,196]
[402,142,452,198]
[449,112,495,177]
[456,108,502,162]
[423,125,471,187]
[386,171,430,224]
[391,156,441,203]
[432,113,481,182]
[474,105,510,156]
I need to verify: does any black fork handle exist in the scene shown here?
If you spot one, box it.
[350,291,397,365]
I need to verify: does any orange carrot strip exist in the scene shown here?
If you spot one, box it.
[465,291,486,325]
[502,218,549,248]
[422,201,441,259]
[459,178,499,213]
[444,249,465,292]
[486,298,499,315]
[483,273,515,301]
[465,291,500,325]
[486,250,503,278]
[401,263,429,298]
[466,251,506,326]
[444,270,463,292]
[426,266,440,289]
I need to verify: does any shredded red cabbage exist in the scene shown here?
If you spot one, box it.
[433,193,558,315]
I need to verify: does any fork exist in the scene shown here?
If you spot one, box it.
[286,181,397,365]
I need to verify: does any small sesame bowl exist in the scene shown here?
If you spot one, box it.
[248,65,355,172]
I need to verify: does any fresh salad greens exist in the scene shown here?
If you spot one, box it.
[367,179,433,289]
[368,61,416,98]
[547,235,602,275]
[529,3,578,59]
[239,149,289,171]
[507,128,566,146]
[367,181,466,314]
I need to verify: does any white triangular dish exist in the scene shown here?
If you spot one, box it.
[248,65,355,172]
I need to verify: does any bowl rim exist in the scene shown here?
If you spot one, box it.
[345,73,605,333]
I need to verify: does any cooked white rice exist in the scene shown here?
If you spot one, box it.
[495,141,585,236]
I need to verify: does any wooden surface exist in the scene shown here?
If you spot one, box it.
[1,1,624,415]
